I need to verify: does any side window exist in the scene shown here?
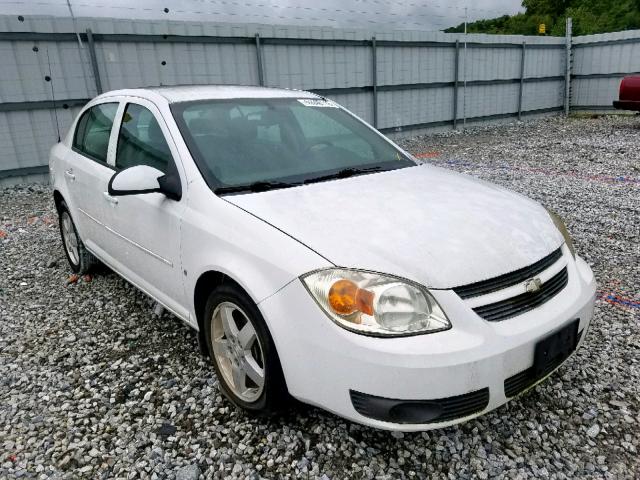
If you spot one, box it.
[73,103,118,163]
[116,103,172,173]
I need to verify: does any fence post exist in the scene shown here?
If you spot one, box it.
[518,41,526,121]
[564,17,572,116]
[255,33,265,86]
[371,36,378,129]
[453,39,459,129]
[85,29,103,94]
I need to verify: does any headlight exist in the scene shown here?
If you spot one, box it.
[301,269,451,337]
[545,208,576,258]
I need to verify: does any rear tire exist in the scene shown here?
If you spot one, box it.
[204,283,289,415]
[57,201,98,275]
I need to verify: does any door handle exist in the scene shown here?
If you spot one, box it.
[103,192,119,205]
[64,169,75,181]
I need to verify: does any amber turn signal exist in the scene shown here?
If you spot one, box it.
[328,279,375,316]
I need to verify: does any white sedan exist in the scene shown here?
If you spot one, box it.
[49,85,596,431]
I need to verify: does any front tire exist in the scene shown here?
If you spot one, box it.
[204,283,288,415]
[58,201,98,274]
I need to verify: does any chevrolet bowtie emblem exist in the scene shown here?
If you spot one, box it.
[524,277,542,293]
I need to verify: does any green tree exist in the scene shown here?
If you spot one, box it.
[521,0,572,17]
[444,0,640,36]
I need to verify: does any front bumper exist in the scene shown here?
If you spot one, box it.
[259,250,596,431]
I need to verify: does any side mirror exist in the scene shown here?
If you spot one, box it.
[108,165,181,201]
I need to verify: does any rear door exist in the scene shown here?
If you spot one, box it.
[65,101,120,251]
[101,97,188,318]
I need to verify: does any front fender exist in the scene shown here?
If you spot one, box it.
[181,183,332,324]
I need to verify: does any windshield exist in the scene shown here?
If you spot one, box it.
[171,97,415,194]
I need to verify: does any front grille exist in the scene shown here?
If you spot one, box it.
[453,248,563,299]
[505,329,583,397]
[350,388,489,424]
[472,267,568,322]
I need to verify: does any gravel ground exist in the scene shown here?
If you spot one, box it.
[1,114,639,479]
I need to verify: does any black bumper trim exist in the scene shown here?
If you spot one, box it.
[350,387,490,424]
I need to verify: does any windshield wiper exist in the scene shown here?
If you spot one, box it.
[215,166,387,194]
[215,181,299,195]
[303,166,384,185]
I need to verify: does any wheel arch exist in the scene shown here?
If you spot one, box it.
[192,267,291,392]
[53,189,65,212]
[195,270,231,332]
[193,270,260,351]
[194,268,292,409]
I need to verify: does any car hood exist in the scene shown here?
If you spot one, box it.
[225,164,564,288]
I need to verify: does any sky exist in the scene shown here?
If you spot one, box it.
[0,0,523,31]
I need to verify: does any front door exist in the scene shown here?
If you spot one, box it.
[101,98,188,319]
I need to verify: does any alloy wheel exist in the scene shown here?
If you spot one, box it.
[61,211,79,265]
[210,301,265,402]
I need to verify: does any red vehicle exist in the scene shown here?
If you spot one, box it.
[613,76,640,111]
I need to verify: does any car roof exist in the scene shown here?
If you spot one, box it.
[99,85,319,104]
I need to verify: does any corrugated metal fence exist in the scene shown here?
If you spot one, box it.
[0,15,637,183]
[571,30,640,110]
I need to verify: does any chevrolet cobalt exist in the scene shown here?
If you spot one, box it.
[50,86,596,431]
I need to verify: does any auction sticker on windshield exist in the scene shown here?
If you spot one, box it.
[298,98,338,107]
